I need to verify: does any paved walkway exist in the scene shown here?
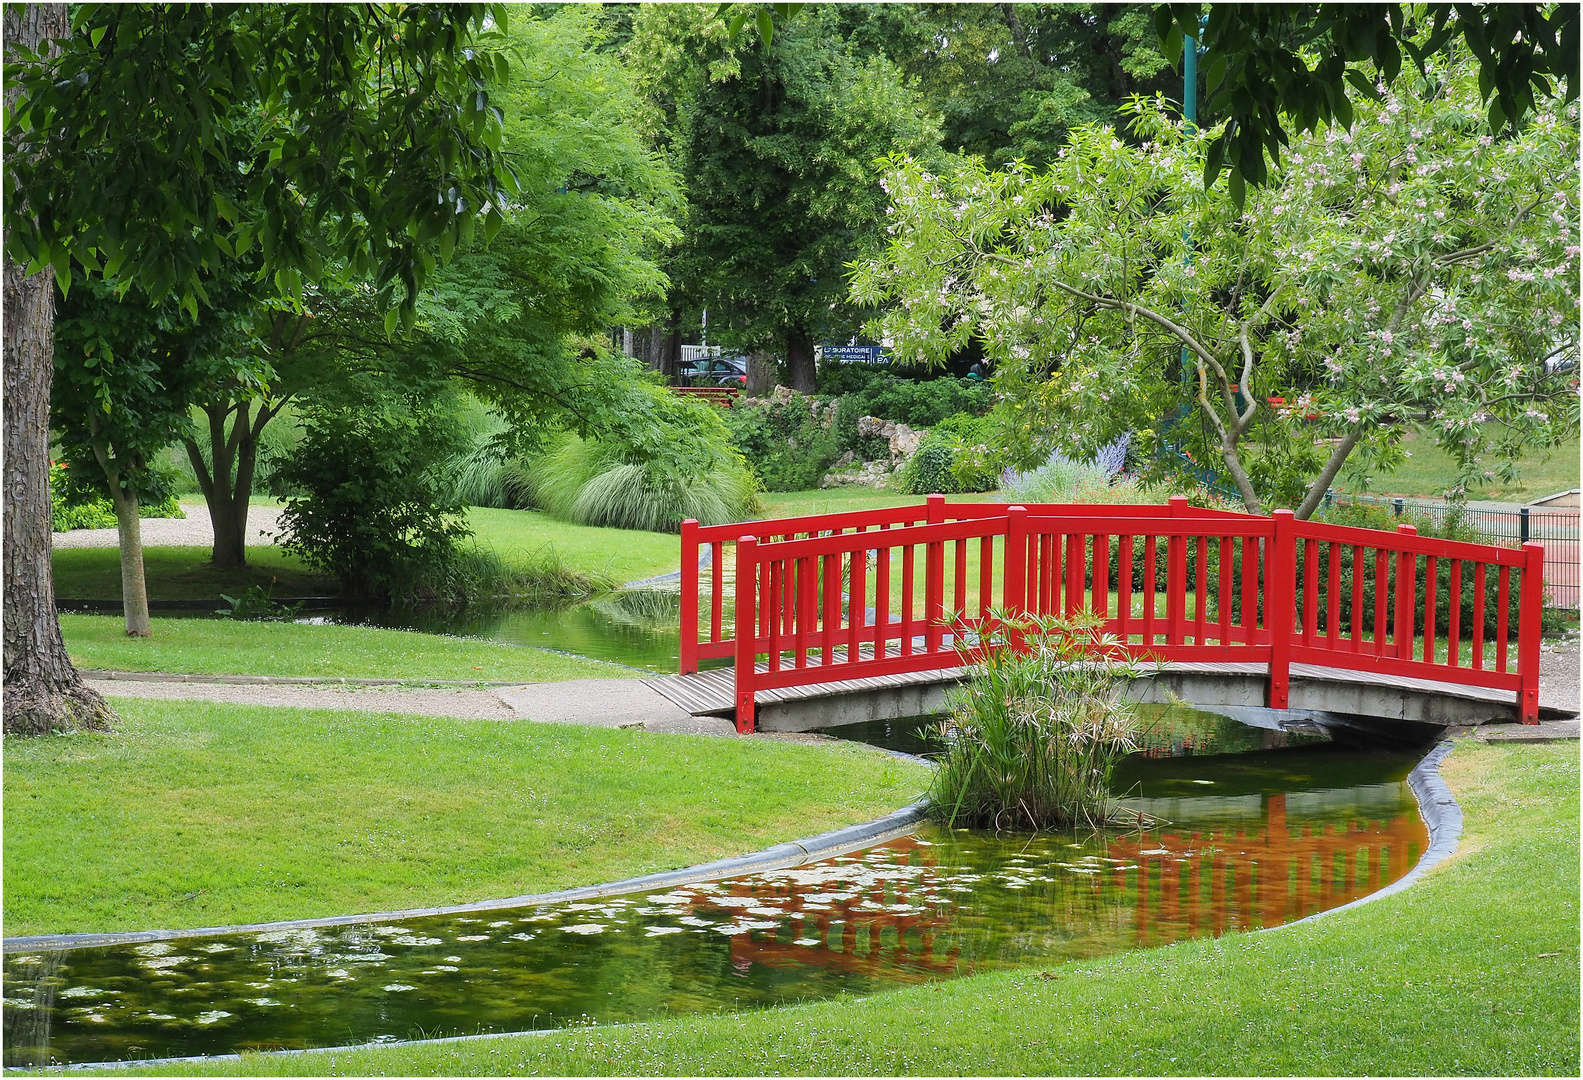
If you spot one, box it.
[53,501,283,549]
[88,633,1579,740]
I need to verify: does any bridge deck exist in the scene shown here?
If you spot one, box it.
[644,660,1575,723]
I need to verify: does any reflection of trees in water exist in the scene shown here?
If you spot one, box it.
[1133,705,1327,759]
[2,951,59,1068]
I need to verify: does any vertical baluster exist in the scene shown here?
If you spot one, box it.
[901,543,915,656]
[1065,533,1083,616]
[1218,535,1233,646]
[850,546,868,665]
[1093,533,1110,619]
[926,533,944,655]
[1423,555,1438,666]
[874,541,891,661]
[1302,538,1318,647]
[953,536,968,619]
[822,551,839,666]
[796,555,815,670]
[1392,526,1418,662]
[1167,531,1186,646]
[1326,540,1341,648]
[1472,563,1486,670]
[1143,535,1158,646]
[767,560,783,672]
[1241,534,1259,645]
[1005,507,1028,651]
[1496,566,1510,672]
[1119,534,1135,647]
[1447,560,1462,669]
[978,533,994,626]
[1372,549,1389,657]
[1041,532,1055,613]
[1194,535,1209,644]
[1349,544,1363,652]
[711,541,724,645]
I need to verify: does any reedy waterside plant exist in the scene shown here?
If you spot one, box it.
[930,610,1148,831]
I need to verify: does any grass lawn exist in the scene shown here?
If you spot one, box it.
[1337,430,1580,501]
[465,508,681,585]
[58,615,628,682]
[108,739,1577,1077]
[2,698,930,938]
[759,488,1001,518]
[52,546,335,603]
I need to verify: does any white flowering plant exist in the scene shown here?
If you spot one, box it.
[850,49,1578,517]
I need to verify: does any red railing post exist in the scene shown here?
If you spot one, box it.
[680,518,700,674]
[1004,506,1028,650]
[1266,510,1296,709]
[734,535,758,734]
[1393,524,1418,661]
[1518,541,1545,723]
[927,493,946,523]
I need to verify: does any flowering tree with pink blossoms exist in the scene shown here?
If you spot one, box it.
[851,51,1578,517]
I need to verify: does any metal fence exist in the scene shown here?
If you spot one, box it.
[1323,491,1579,610]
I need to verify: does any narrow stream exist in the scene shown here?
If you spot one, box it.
[3,708,1431,1068]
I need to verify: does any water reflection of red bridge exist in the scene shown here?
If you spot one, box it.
[1107,794,1426,944]
[715,799,1426,975]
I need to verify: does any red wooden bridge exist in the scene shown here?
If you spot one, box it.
[670,496,1546,733]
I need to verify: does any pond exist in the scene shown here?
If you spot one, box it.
[2,709,1432,1069]
[305,588,712,675]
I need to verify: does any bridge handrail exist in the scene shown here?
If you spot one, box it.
[680,495,1545,731]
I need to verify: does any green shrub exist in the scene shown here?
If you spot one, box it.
[274,399,473,602]
[721,397,842,492]
[49,461,185,531]
[930,611,1146,830]
[526,434,760,531]
[895,413,999,495]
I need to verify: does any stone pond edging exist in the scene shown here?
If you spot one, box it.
[2,799,930,955]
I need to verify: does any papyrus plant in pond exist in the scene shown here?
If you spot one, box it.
[931,611,1147,831]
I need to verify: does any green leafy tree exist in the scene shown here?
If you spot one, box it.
[1152,4,1579,200]
[3,3,512,733]
[52,277,252,635]
[181,5,684,569]
[628,5,940,392]
[853,52,1579,517]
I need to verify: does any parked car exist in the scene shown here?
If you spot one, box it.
[680,355,748,387]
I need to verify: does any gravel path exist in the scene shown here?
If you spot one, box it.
[52,502,283,549]
[89,679,519,720]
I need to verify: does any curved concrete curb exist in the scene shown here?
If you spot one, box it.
[3,798,929,955]
[1264,738,1461,932]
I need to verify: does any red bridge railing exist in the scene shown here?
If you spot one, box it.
[680,495,1545,733]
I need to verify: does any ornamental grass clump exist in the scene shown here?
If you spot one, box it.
[930,611,1147,831]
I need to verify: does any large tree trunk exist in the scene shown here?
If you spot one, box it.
[786,325,816,394]
[745,349,777,397]
[3,3,116,735]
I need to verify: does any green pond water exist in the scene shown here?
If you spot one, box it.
[2,712,1429,1069]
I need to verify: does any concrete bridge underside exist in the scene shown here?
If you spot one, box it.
[644,661,1579,735]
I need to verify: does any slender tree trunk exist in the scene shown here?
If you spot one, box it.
[2,2,115,734]
[107,483,151,637]
[786,325,816,394]
[185,399,271,568]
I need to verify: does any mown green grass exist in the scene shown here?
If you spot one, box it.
[52,546,336,602]
[465,508,681,585]
[758,488,1000,518]
[57,615,628,681]
[1337,430,1580,501]
[107,740,1577,1077]
[2,698,930,938]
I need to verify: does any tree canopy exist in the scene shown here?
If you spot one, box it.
[853,50,1579,516]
